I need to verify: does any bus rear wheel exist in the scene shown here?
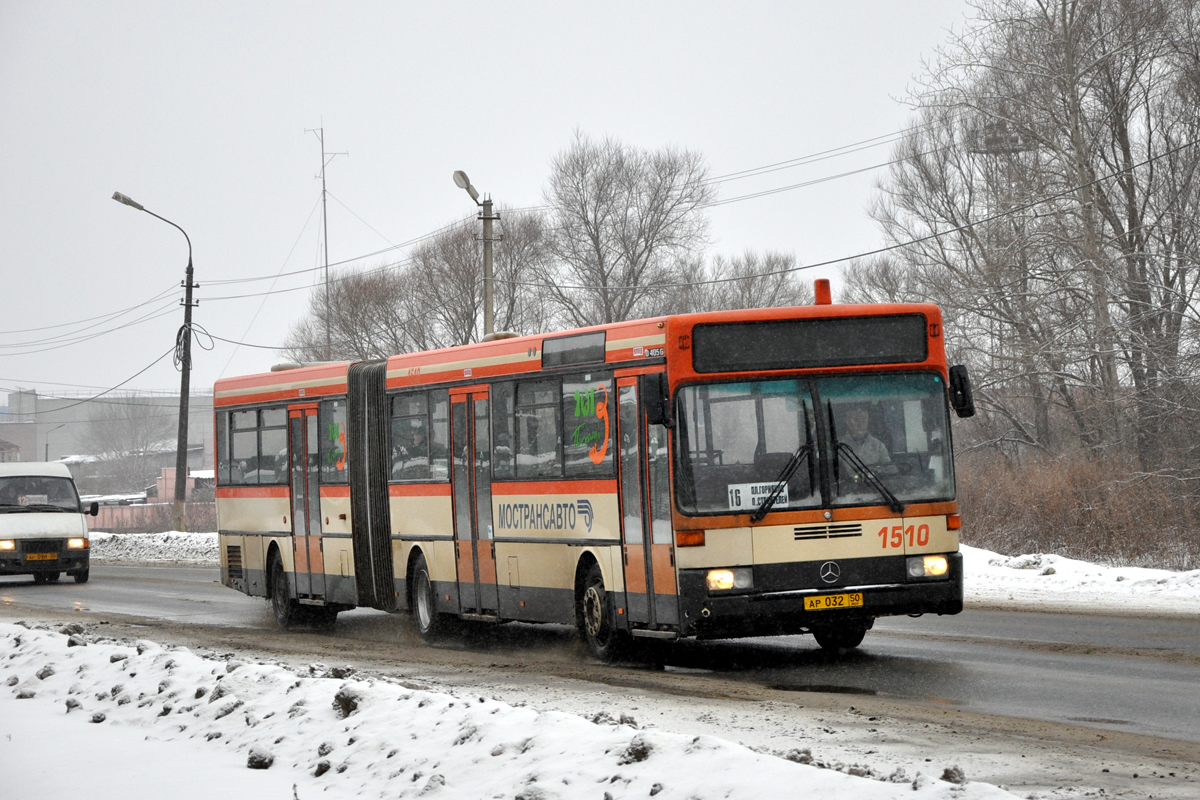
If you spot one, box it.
[811,621,869,653]
[579,561,626,662]
[269,554,298,629]
[412,553,449,643]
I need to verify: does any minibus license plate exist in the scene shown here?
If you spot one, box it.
[26,553,58,561]
[804,592,863,611]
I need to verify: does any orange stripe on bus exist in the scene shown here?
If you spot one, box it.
[216,486,290,499]
[388,483,453,497]
[492,479,618,496]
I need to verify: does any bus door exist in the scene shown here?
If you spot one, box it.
[288,406,325,598]
[616,377,679,628]
[450,388,499,614]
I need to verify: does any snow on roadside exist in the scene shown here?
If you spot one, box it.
[1,622,1017,799]
[961,544,1200,615]
[89,531,218,565]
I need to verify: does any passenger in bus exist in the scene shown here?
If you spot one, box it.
[843,405,894,469]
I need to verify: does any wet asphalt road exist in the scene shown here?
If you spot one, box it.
[2,565,1198,744]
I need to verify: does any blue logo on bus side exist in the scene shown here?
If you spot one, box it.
[577,499,593,533]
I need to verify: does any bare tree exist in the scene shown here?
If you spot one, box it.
[667,250,814,313]
[544,132,715,325]
[79,395,176,493]
[285,208,553,359]
[848,0,1200,471]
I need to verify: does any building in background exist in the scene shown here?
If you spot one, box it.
[0,389,212,495]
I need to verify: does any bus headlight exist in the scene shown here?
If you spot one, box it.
[907,554,949,579]
[67,538,89,550]
[706,567,753,592]
[0,540,14,551]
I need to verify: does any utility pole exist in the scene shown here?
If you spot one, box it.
[111,191,195,533]
[306,126,347,360]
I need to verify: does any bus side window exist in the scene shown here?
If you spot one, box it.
[258,411,288,485]
[429,389,450,481]
[216,411,230,485]
[562,373,614,478]
[391,392,430,480]
[319,399,348,484]
[231,410,257,485]
[492,382,515,479]
[515,379,562,479]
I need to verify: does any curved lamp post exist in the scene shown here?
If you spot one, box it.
[112,191,195,532]
[452,171,497,337]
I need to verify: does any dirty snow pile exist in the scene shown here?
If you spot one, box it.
[89,531,218,565]
[1,622,1018,800]
[961,544,1200,614]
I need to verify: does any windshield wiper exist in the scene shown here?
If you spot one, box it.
[750,443,811,523]
[751,404,817,523]
[828,401,904,514]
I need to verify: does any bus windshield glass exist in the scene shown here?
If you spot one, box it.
[675,373,954,515]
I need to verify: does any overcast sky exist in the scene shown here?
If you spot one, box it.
[0,1,970,405]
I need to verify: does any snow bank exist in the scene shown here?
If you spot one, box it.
[89,531,218,565]
[962,544,1200,615]
[1,622,1016,799]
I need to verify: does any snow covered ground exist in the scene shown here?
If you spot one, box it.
[1,533,1195,799]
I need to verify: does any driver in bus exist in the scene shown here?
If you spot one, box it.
[843,405,894,470]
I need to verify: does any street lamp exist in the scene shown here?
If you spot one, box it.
[45,423,66,462]
[452,170,497,337]
[112,191,195,533]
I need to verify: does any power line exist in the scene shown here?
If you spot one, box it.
[5,345,179,418]
[0,282,180,337]
[493,137,1200,292]
[0,303,181,357]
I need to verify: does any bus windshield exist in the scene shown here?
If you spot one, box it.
[675,373,954,515]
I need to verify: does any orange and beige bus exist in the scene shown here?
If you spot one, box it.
[213,282,974,659]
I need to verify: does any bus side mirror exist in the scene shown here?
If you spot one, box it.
[643,373,672,427]
[948,365,976,418]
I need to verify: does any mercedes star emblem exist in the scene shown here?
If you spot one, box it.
[819,561,841,584]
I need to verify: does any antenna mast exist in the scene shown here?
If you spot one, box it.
[306,126,347,360]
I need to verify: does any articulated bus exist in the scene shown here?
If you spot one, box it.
[214,283,975,659]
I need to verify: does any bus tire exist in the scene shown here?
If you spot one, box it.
[579,561,625,662]
[73,568,90,584]
[412,553,448,643]
[812,622,868,653]
[269,554,298,629]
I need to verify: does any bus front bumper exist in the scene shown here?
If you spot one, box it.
[678,552,963,639]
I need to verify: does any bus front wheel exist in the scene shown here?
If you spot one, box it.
[579,562,626,662]
[811,622,868,653]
